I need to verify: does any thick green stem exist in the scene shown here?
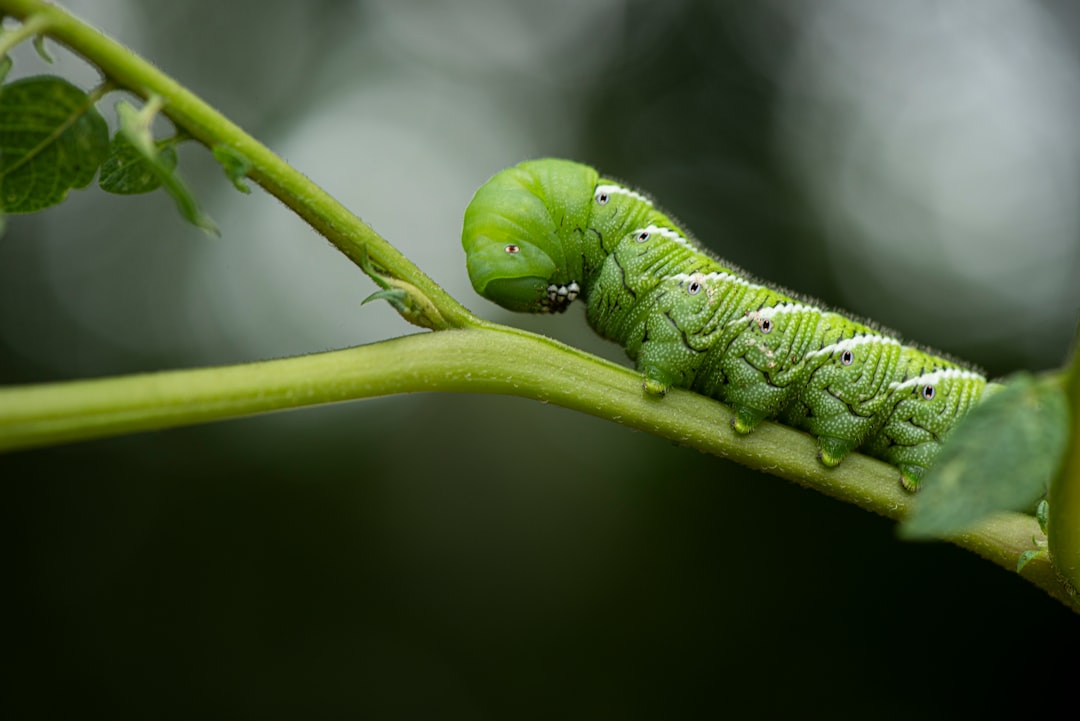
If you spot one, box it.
[0,0,477,329]
[0,327,1072,609]
[1049,330,1080,597]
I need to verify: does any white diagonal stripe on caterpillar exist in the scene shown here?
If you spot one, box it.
[889,368,985,393]
[804,335,901,359]
[595,184,651,204]
[668,271,763,292]
[754,303,819,319]
[721,302,818,328]
[635,224,689,245]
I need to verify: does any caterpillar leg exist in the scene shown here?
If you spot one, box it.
[633,301,707,397]
[714,354,798,435]
[898,464,926,493]
[816,436,859,468]
[818,435,923,487]
[731,405,769,434]
[641,365,678,396]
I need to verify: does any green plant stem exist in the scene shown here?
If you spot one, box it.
[0,0,477,329]
[1049,330,1080,597]
[0,326,1073,609]
[0,8,48,56]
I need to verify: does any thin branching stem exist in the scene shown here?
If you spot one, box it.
[0,0,478,328]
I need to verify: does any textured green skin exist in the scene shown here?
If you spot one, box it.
[462,159,987,489]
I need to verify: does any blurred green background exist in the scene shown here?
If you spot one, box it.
[4,0,1080,717]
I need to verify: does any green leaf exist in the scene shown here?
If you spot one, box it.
[212,144,252,193]
[99,133,178,194]
[115,99,218,236]
[0,75,108,213]
[901,373,1070,539]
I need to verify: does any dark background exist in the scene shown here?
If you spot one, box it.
[4,0,1080,717]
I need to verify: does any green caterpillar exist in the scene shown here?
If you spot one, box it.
[461,158,988,490]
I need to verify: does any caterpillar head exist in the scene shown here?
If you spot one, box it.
[462,159,598,313]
